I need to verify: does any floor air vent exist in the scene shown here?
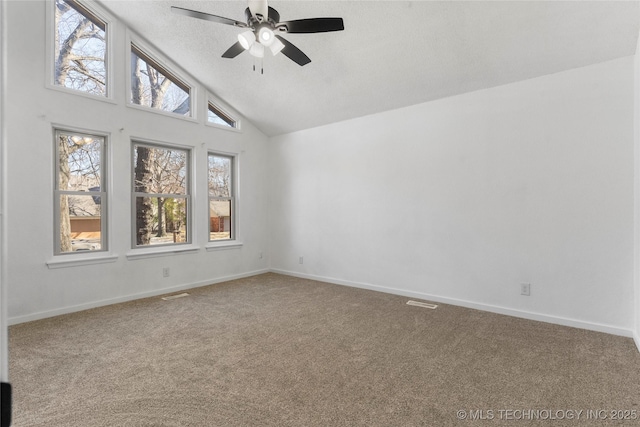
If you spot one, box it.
[406,300,438,309]
[161,293,190,301]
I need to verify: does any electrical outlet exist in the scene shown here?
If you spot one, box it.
[520,283,530,296]
[299,256,304,265]
[163,267,170,278]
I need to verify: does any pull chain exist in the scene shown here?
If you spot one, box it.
[251,57,264,75]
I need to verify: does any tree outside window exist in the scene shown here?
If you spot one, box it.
[133,143,190,247]
[54,0,107,96]
[208,154,234,241]
[55,130,106,254]
[131,44,191,116]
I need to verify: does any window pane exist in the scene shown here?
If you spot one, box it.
[133,143,190,247]
[210,200,231,241]
[131,45,190,115]
[59,195,102,253]
[208,104,236,128]
[54,0,106,96]
[134,145,187,195]
[58,133,102,191]
[56,129,105,255]
[208,155,231,197]
[135,197,187,246]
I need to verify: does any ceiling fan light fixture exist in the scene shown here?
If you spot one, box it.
[258,26,275,46]
[269,37,285,56]
[249,42,265,58]
[238,30,256,49]
[172,2,345,67]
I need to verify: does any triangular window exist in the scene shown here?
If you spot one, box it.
[208,102,237,129]
[130,43,191,116]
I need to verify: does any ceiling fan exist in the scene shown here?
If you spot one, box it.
[171,0,344,67]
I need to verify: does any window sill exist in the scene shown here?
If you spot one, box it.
[125,102,198,124]
[126,244,200,260]
[205,241,243,252]
[47,254,119,269]
[46,84,117,105]
[205,121,242,133]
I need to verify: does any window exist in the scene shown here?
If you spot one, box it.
[208,153,235,241]
[130,43,191,116]
[54,130,107,254]
[54,0,107,96]
[133,143,190,247]
[208,102,237,129]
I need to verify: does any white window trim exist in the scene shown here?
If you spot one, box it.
[207,150,242,248]
[130,137,196,250]
[51,126,113,260]
[47,254,118,269]
[126,31,198,122]
[206,96,242,132]
[126,245,200,261]
[205,241,243,252]
[45,0,115,103]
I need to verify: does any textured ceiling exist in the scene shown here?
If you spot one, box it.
[101,0,640,136]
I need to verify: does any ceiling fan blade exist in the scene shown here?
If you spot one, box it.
[222,41,246,59]
[248,0,268,22]
[278,17,344,34]
[275,35,311,66]
[171,6,248,28]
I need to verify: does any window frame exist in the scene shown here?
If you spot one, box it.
[207,152,237,244]
[53,127,109,256]
[206,100,241,132]
[126,33,197,121]
[130,140,193,250]
[46,0,114,102]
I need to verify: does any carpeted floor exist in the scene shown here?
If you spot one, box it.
[8,273,640,426]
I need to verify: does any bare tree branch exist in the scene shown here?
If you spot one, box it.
[70,60,106,87]
[56,19,92,84]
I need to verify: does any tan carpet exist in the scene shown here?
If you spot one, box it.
[8,273,640,426]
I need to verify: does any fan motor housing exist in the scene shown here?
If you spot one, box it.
[245,6,280,26]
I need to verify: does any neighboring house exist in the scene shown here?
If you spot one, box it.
[209,200,231,233]
[70,215,101,238]
[67,178,101,249]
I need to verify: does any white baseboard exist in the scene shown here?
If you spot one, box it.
[8,269,269,325]
[634,331,640,353]
[271,269,635,339]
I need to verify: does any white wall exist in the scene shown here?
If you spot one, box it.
[269,56,636,336]
[1,0,9,381]
[6,0,270,323]
[634,32,640,351]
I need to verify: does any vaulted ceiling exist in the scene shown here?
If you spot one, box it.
[102,0,639,136]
